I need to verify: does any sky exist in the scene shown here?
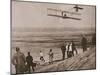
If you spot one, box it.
[12,1,96,31]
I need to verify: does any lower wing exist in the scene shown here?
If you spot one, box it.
[48,14,81,20]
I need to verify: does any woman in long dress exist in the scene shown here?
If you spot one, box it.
[48,49,54,64]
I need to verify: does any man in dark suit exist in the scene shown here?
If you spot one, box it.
[72,41,78,56]
[61,43,66,60]
[26,52,34,73]
[81,35,87,52]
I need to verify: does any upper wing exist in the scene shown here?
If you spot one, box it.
[47,8,81,15]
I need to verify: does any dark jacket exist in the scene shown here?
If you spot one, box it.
[26,55,33,65]
[72,42,76,50]
[81,37,87,47]
[61,45,66,52]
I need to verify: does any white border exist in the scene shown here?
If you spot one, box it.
[0,0,99,75]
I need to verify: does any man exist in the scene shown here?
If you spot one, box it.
[26,52,34,73]
[12,47,26,74]
[66,43,69,58]
[81,35,87,52]
[67,42,73,58]
[72,41,78,56]
[61,43,66,60]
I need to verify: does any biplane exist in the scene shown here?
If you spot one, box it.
[47,5,83,20]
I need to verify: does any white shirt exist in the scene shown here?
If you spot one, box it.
[69,43,72,51]
[40,52,43,57]
[66,45,68,51]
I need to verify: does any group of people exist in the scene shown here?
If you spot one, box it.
[61,33,96,60]
[12,34,95,74]
[12,47,54,74]
[48,49,54,64]
[61,35,88,60]
[61,41,78,60]
[39,49,54,64]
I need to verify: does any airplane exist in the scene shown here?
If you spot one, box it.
[47,8,81,20]
[73,5,83,12]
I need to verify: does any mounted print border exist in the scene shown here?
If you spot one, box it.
[11,0,96,74]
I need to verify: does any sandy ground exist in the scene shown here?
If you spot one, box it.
[11,46,96,74]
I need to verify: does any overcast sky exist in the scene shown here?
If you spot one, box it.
[12,1,96,30]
